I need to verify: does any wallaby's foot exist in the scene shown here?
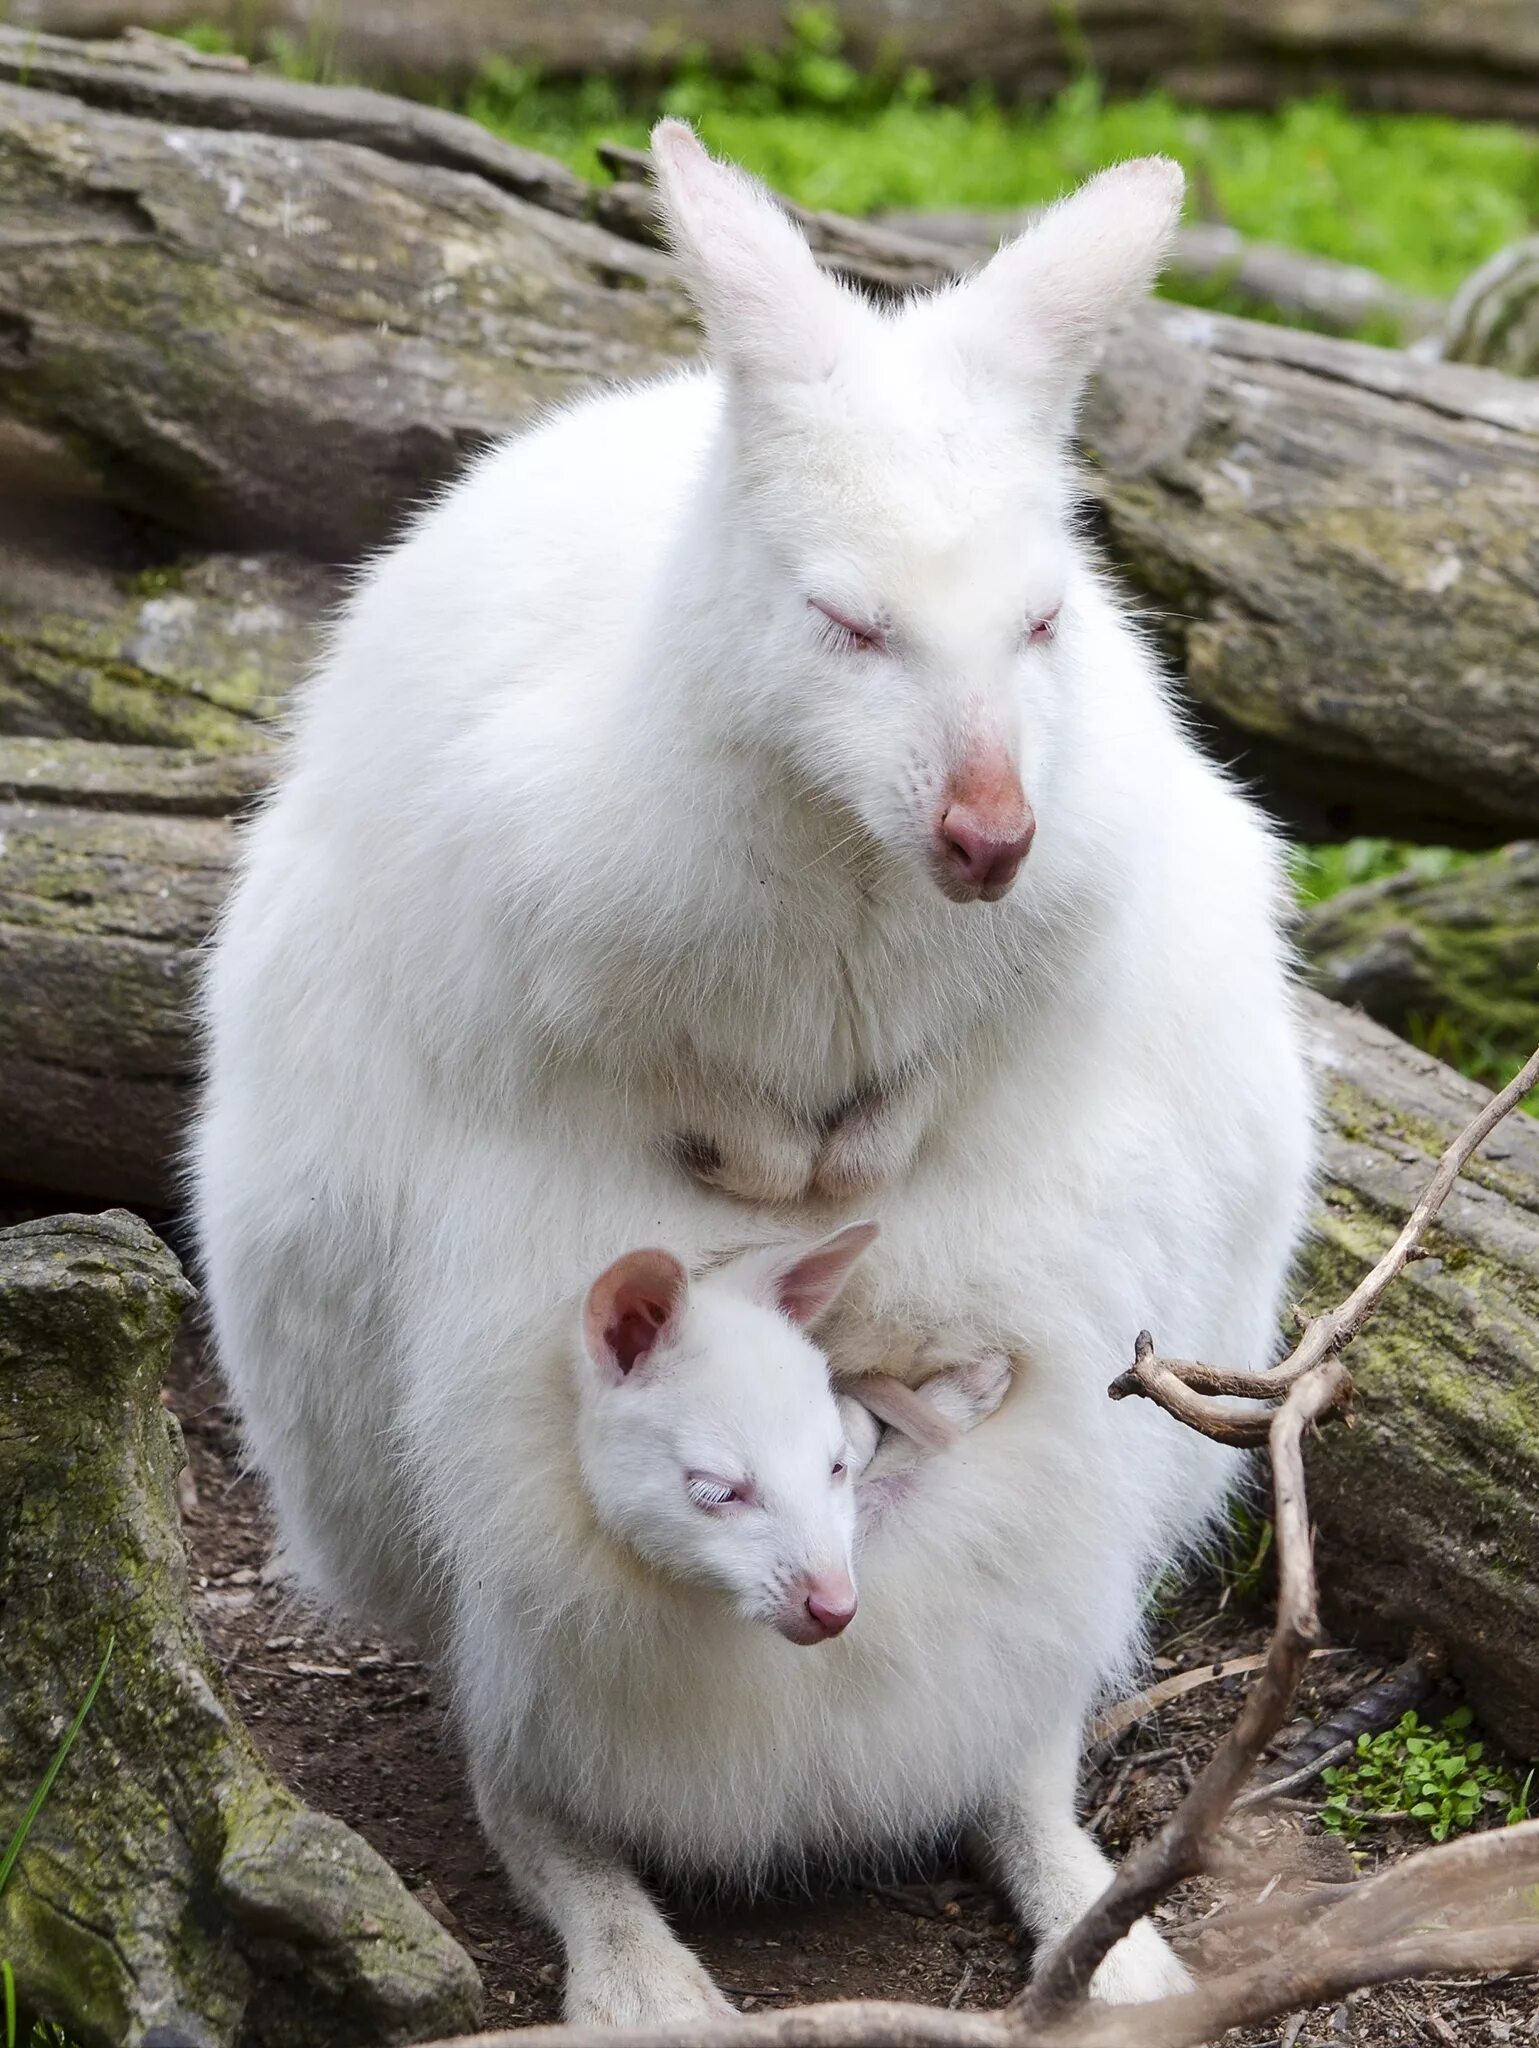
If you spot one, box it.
[667,1119,817,1205]
[1078,1919,1193,2005]
[920,1350,1013,1430]
[564,1934,736,2027]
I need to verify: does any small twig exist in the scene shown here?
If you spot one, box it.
[1234,1736,1356,1810]
[1111,1041,1539,1431]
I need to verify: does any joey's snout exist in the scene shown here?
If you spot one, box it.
[777,1572,858,1646]
[933,754,1036,903]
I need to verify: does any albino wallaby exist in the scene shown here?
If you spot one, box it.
[195,121,1313,2016]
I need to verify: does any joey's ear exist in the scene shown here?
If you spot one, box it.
[650,118,854,385]
[943,156,1183,422]
[582,1249,688,1383]
[749,1220,880,1330]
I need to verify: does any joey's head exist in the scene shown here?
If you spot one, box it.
[651,121,1184,904]
[574,1221,877,1645]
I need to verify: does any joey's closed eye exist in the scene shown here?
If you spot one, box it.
[1027,605,1061,646]
[687,1472,750,1511]
[809,598,886,656]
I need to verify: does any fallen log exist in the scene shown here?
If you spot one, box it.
[9,1,1539,120]
[3,44,1537,841]
[0,737,269,1204]
[0,543,329,746]
[0,1206,483,2045]
[0,60,698,555]
[1298,846,1539,1079]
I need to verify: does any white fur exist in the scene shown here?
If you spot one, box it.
[193,128,1313,2017]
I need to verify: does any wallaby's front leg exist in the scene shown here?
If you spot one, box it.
[472,1766,733,2026]
[974,1723,1192,2005]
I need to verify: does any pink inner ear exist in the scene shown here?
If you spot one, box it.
[585,1250,687,1378]
[774,1220,879,1328]
[606,1294,669,1375]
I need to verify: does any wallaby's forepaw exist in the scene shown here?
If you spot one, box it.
[565,1940,736,2028]
[666,1122,816,1205]
[811,1095,921,1199]
[1081,1919,1193,2005]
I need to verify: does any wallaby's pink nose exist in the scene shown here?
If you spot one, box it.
[937,804,1037,902]
[804,1582,857,1639]
[933,751,1035,903]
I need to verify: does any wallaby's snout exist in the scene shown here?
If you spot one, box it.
[934,751,1036,903]
[778,1570,858,1646]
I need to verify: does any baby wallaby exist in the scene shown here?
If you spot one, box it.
[577,1220,1010,1645]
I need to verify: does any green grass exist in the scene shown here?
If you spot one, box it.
[1,1639,112,2048]
[1320,1706,1533,1842]
[180,7,1539,307]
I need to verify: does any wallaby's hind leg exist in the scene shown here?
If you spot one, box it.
[974,1722,1192,2005]
[471,1765,734,2026]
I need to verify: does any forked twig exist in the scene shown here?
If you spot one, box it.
[431,1041,1539,2048]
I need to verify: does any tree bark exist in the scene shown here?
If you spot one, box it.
[3,38,1538,841]
[0,1206,483,2046]
[1298,847,1539,1078]
[8,2,1539,120]
[1296,992,1539,1759]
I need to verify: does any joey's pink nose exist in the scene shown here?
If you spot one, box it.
[777,1574,858,1645]
[937,804,1037,902]
[804,1584,857,1639]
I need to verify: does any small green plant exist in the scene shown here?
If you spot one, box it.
[0,1637,113,2048]
[1319,1706,1529,1842]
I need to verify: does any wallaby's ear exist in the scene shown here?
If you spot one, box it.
[650,118,852,384]
[750,1220,880,1330]
[946,156,1183,419]
[582,1249,688,1383]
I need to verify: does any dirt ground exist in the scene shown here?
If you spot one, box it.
[147,1308,1539,2048]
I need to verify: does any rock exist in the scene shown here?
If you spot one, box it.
[0,1209,482,2046]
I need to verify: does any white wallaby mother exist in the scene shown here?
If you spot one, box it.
[195,125,1312,2019]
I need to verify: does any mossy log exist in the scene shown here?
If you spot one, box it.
[0,545,330,747]
[9,1,1539,119]
[0,1207,483,2046]
[0,737,268,1204]
[1297,993,1539,1759]
[1299,847,1539,1079]
[4,36,1538,842]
